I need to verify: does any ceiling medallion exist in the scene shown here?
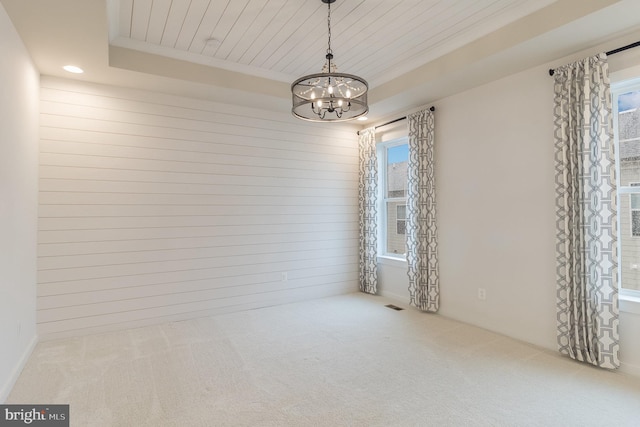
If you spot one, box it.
[291,0,369,122]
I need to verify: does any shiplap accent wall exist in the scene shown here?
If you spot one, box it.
[37,76,359,339]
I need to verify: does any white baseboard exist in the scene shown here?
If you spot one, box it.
[378,289,408,305]
[0,334,38,403]
[619,360,640,378]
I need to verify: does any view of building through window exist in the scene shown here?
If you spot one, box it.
[384,143,408,256]
[616,87,640,291]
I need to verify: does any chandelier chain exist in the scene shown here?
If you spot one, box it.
[327,1,332,55]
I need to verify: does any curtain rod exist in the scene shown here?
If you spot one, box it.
[548,40,640,76]
[357,106,435,135]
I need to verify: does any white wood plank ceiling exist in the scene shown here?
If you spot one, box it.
[110,0,557,86]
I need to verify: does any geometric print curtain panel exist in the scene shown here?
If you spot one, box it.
[406,108,439,312]
[358,127,378,295]
[553,53,619,369]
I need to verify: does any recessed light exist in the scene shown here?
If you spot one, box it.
[63,65,84,74]
[357,116,368,121]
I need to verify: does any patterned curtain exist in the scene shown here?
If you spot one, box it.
[358,128,378,294]
[553,53,619,369]
[406,109,439,312]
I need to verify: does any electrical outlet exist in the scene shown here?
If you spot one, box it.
[477,288,486,300]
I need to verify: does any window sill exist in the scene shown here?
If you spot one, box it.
[620,293,640,316]
[377,255,407,268]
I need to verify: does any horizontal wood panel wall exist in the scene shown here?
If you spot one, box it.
[37,77,359,339]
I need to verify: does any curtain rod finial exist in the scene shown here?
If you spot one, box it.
[549,69,555,76]
[430,106,435,111]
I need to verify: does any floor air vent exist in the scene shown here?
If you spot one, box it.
[385,304,404,311]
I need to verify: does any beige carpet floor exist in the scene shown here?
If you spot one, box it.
[8,293,640,426]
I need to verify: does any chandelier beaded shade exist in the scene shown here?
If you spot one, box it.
[291,0,369,122]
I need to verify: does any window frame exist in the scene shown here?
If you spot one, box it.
[377,137,409,260]
[612,78,640,300]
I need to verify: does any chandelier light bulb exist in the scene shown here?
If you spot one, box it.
[338,99,343,107]
[328,85,334,94]
[317,100,323,108]
[346,89,351,98]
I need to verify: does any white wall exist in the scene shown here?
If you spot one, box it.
[37,77,359,339]
[436,64,558,348]
[0,4,39,402]
[377,47,640,376]
[378,63,557,346]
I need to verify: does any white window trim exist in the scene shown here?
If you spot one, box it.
[612,79,640,309]
[377,136,408,260]
[377,254,407,267]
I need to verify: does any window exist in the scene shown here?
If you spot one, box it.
[631,183,640,237]
[378,138,408,258]
[396,205,406,235]
[613,79,640,295]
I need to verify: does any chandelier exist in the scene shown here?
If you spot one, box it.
[291,0,369,122]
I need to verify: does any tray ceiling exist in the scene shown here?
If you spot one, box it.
[109,0,557,86]
[4,0,640,121]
